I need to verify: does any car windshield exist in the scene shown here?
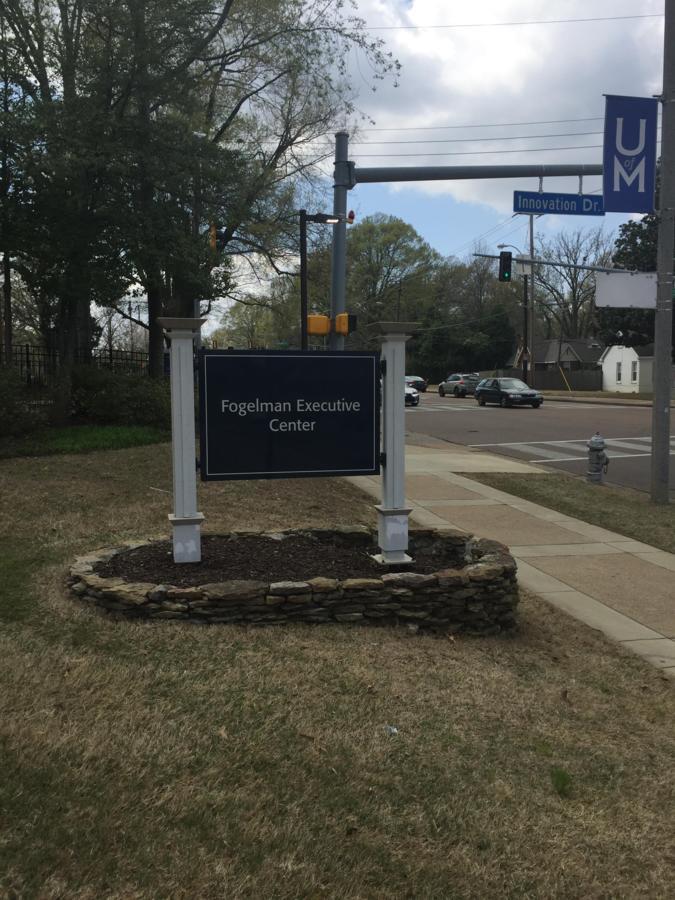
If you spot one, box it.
[500,379,529,390]
[462,374,479,381]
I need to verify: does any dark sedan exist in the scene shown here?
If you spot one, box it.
[405,375,427,392]
[475,377,543,408]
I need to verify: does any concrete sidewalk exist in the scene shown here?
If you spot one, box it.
[350,441,675,679]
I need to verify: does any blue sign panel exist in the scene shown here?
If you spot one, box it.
[513,191,604,216]
[199,350,380,480]
[603,95,658,213]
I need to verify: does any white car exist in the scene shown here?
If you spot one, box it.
[405,386,420,407]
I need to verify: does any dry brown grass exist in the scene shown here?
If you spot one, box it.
[1,443,675,898]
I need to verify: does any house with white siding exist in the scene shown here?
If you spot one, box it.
[600,344,655,393]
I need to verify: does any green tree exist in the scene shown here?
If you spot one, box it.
[1,0,399,378]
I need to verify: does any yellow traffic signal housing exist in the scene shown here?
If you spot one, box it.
[334,313,357,335]
[307,314,331,335]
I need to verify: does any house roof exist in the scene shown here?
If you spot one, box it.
[532,339,605,364]
[508,338,604,368]
[600,343,655,360]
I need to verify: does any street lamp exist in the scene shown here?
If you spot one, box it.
[497,243,532,384]
[299,210,352,350]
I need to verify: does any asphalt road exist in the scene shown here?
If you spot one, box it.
[406,392,675,497]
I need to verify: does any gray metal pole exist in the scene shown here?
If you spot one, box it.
[651,0,675,504]
[522,274,529,383]
[330,132,349,351]
[529,215,536,387]
[353,163,602,185]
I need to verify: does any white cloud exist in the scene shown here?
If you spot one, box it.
[339,0,665,213]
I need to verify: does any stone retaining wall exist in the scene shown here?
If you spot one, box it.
[68,528,519,634]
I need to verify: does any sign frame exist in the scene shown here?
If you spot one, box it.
[198,349,381,481]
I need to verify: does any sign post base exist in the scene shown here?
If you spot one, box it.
[168,514,205,563]
[374,506,413,565]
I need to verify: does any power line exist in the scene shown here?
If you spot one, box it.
[351,144,607,158]
[358,117,605,133]
[353,130,605,145]
[363,14,663,31]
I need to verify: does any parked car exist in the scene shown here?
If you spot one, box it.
[438,373,480,397]
[475,377,543,408]
[405,375,427,392]
[405,385,420,407]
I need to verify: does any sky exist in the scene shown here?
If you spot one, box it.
[314,0,666,261]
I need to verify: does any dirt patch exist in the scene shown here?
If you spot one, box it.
[95,532,468,586]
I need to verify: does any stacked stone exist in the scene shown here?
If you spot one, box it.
[69,530,518,634]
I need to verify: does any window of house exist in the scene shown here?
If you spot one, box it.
[631,360,638,383]
[616,361,622,383]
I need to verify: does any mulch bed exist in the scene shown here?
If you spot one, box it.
[96,533,464,587]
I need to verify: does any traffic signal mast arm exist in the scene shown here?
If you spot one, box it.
[473,253,647,275]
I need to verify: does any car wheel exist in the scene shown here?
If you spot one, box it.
[532,401,541,408]
[500,397,509,408]
[438,386,445,397]
[477,396,486,406]
[453,387,460,397]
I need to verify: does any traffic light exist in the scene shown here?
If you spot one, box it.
[346,210,355,225]
[307,314,331,336]
[498,251,513,282]
[334,313,357,335]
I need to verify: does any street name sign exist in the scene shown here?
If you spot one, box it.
[603,94,658,213]
[199,350,380,480]
[513,190,605,216]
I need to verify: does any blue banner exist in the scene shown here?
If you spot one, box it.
[603,95,658,213]
[513,191,604,216]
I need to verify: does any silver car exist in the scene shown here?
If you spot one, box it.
[438,373,480,398]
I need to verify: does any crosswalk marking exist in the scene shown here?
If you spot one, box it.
[469,434,675,464]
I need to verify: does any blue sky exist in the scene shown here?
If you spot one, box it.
[314,0,666,261]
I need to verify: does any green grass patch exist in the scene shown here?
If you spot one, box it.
[464,471,675,555]
[0,424,170,458]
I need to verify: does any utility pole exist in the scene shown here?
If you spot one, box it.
[330,132,349,351]
[299,209,308,351]
[522,274,529,383]
[651,0,675,504]
[528,215,536,386]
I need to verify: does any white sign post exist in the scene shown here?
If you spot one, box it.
[373,322,418,565]
[158,317,205,563]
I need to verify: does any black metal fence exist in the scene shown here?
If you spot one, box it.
[0,344,150,390]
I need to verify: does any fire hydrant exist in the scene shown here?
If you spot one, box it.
[587,432,609,484]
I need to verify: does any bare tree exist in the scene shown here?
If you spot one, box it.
[534,228,613,341]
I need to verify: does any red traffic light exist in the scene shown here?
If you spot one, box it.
[346,210,355,224]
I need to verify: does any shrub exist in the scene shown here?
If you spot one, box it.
[70,366,171,429]
[0,366,48,437]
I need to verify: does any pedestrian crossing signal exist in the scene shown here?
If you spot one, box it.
[498,251,513,282]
